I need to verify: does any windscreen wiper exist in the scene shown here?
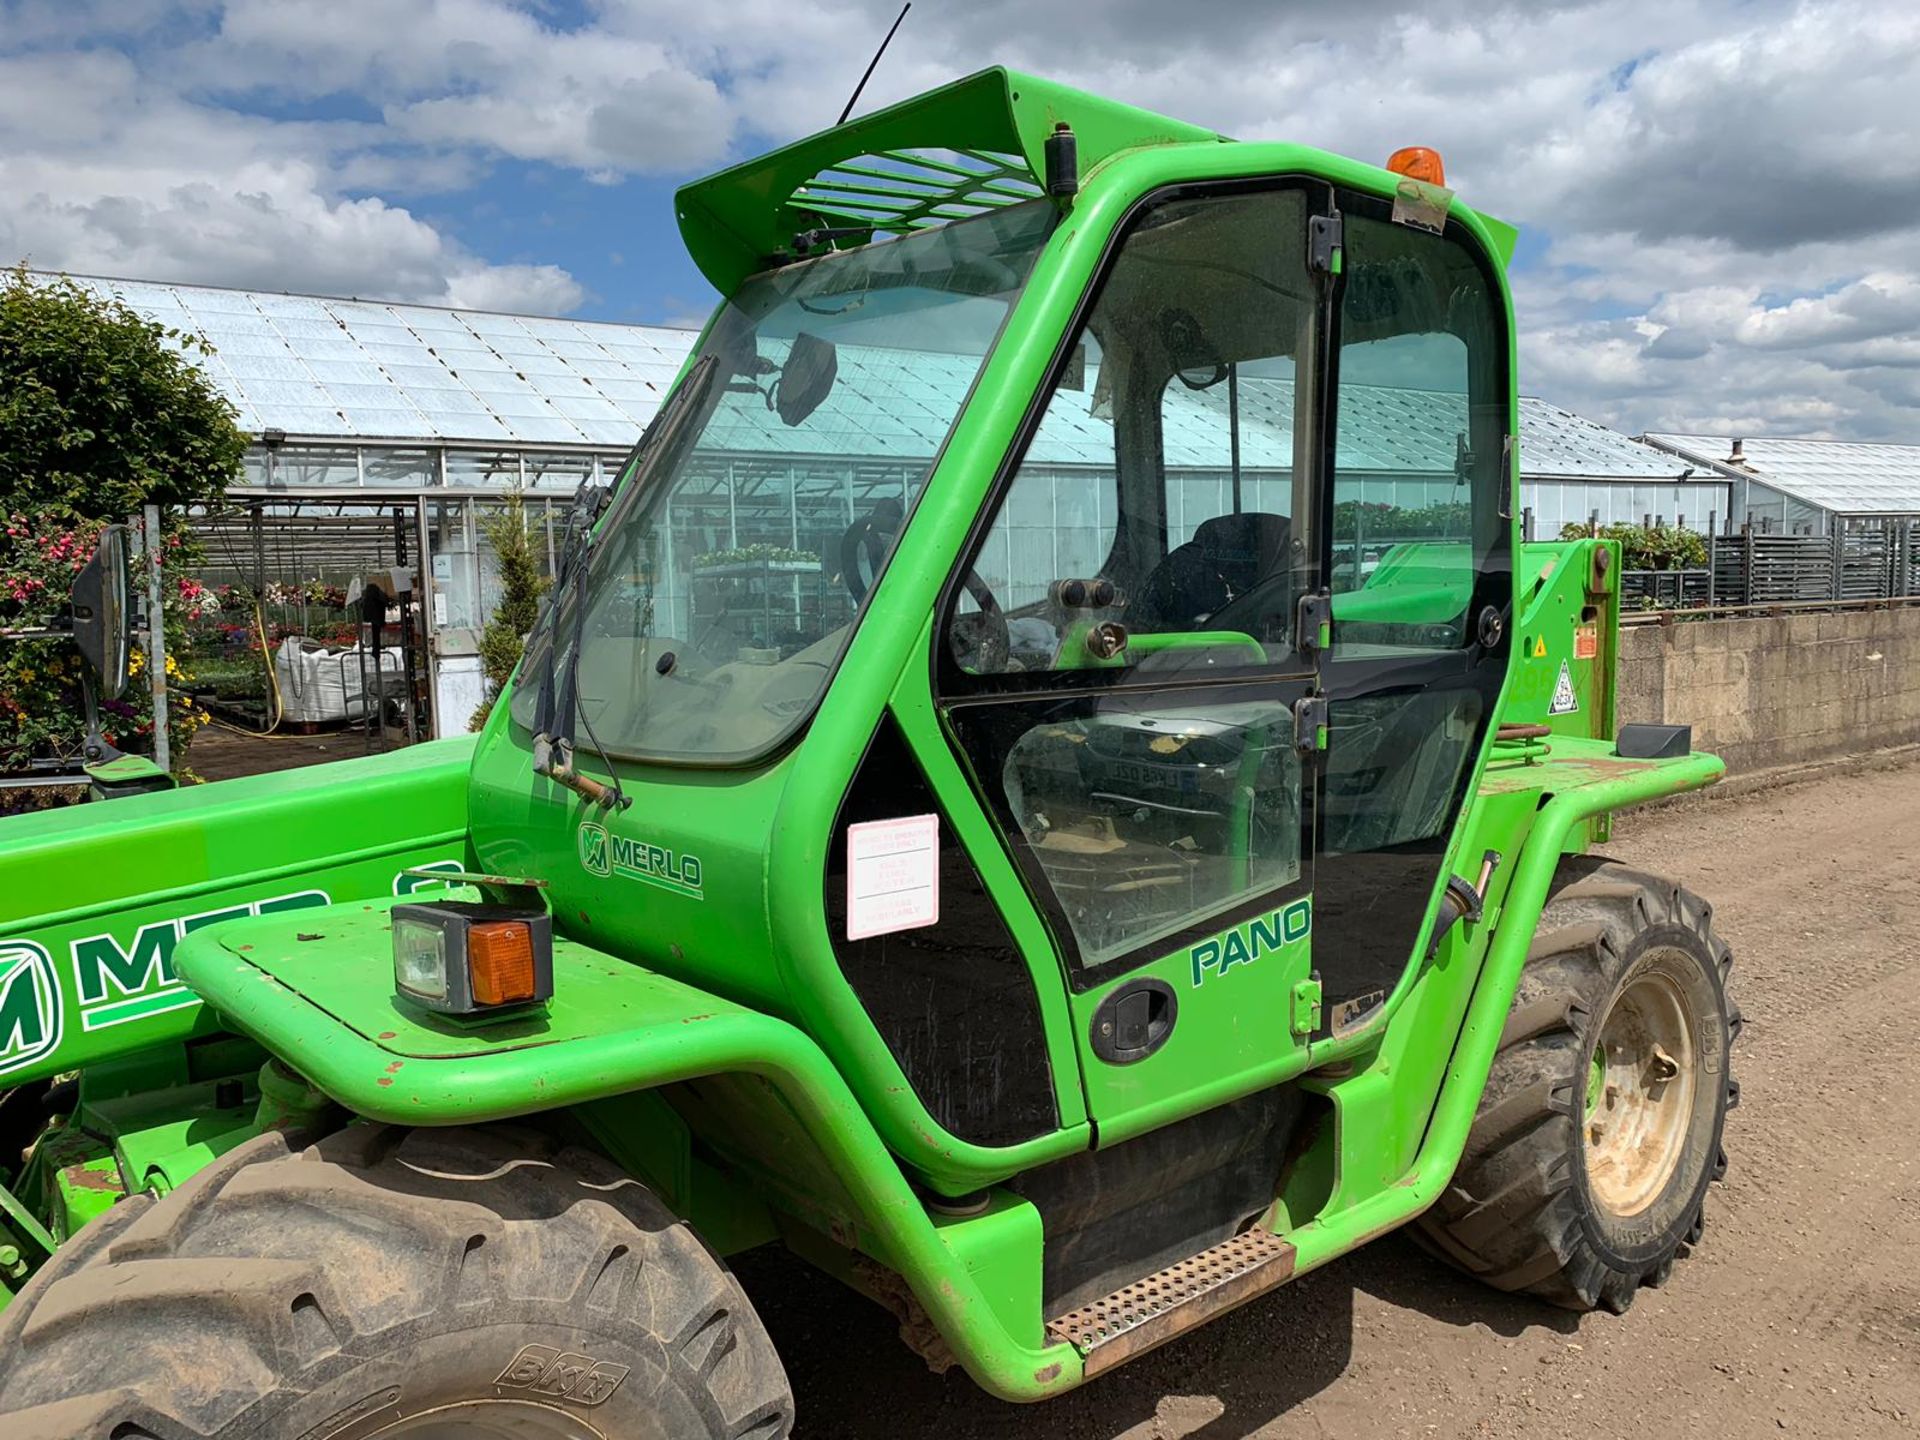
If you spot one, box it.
[530,354,720,807]
[531,484,624,809]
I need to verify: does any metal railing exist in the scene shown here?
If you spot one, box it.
[1600,517,1920,616]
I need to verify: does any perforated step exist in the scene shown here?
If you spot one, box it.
[1044,1227,1297,1375]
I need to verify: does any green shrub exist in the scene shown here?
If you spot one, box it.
[469,490,551,731]
[1555,521,1708,571]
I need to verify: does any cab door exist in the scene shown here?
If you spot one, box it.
[1307,192,1514,1042]
[935,180,1336,1136]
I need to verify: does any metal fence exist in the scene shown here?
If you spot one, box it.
[1620,568,1714,608]
[1701,521,1920,607]
[1612,521,1920,609]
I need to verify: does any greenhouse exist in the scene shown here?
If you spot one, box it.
[65,272,1714,739]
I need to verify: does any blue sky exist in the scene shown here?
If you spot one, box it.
[408,162,713,325]
[6,0,1920,439]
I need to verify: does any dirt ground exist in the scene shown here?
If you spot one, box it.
[738,759,1920,1438]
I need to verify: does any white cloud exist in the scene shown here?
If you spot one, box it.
[0,36,585,312]
[7,1,1920,437]
[1735,274,1920,350]
[202,0,737,175]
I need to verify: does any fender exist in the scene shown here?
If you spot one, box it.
[1281,736,1724,1274]
[172,898,1087,1402]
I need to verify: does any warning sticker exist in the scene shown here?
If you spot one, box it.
[1549,659,1581,716]
[1574,624,1599,660]
[846,814,941,941]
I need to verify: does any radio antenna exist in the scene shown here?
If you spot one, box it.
[837,3,911,126]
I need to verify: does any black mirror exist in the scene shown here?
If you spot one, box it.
[1163,307,1227,390]
[774,332,838,427]
[71,526,132,700]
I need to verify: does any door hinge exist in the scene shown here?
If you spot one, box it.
[1296,587,1332,661]
[1293,695,1328,755]
[1308,213,1343,275]
[1290,975,1324,1037]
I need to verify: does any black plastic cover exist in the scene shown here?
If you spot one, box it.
[825,717,1059,1149]
[1615,722,1693,759]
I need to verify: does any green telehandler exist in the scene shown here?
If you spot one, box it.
[0,69,1739,1437]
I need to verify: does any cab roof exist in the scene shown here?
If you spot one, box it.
[674,67,1227,294]
[674,66,1518,296]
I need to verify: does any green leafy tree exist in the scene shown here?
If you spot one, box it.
[470,490,551,731]
[0,266,247,784]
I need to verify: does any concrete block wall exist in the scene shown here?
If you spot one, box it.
[1618,606,1920,774]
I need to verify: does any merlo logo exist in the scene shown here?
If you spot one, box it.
[578,822,612,877]
[0,941,61,1077]
[575,821,702,899]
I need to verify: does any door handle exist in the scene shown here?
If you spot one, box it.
[1091,978,1178,1064]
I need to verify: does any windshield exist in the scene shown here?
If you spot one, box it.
[510,200,1056,764]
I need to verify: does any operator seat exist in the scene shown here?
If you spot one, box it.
[1130,511,1291,630]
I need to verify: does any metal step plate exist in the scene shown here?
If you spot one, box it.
[1045,1227,1298,1375]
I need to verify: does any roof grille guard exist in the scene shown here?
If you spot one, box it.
[791,148,1043,235]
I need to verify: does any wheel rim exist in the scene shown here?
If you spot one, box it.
[368,1400,611,1438]
[1583,963,1700,1217]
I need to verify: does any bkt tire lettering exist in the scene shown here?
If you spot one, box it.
[495,1344,629,1406]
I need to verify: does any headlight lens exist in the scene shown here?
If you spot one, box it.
[393,915,449,999]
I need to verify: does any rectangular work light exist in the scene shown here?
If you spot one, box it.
[391,901,554,1016]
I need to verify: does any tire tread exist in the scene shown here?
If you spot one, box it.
[0,1125,793,1438]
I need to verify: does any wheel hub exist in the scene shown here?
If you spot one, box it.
[1583,963,1700,1217]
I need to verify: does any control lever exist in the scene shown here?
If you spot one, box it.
[1427,849,1503,958]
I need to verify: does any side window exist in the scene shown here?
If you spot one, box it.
[1328,209,1505,652]
[939,184,1325,983]
[947,189,1318,679]
[957,331,1120,672]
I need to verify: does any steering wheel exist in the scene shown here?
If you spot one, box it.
[838,506,1009,670]
[950,570,1011,673]
[838,501,903,604]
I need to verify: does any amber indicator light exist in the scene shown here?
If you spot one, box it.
[1386,146,1447,187]
[468,921,537,1006]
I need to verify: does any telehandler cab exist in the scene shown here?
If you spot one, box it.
[0,69,1738,1438]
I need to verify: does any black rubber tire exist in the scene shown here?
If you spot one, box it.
[0,1124,794,1439]
[1416,856,1741,1313]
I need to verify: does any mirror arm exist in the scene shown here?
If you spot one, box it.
[74,669,122,767]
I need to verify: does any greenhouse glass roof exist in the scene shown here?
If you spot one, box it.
[1644,434,1920,515]
[62,273,1692,480]
[70,275,694,447]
